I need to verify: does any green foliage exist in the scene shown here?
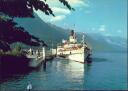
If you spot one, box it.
[59,0,75,10]
[0,0,73,18]
[6,45,23,56]
[14,45,22,52]
[0,50,4,55]
[0,45,25,56]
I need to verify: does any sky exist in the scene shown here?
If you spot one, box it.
[35,0,127,39]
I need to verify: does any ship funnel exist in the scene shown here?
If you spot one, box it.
[70,30,74,36]
[69,30,77,43]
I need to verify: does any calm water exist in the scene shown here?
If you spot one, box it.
[0,52,127,90]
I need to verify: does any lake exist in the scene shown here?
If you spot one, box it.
[0,52,127,90]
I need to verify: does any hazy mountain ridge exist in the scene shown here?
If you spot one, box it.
[77,33,127,52]
[15,14,127,52]
[15,14,69,46]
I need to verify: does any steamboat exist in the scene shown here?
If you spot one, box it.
[56,30,92,63]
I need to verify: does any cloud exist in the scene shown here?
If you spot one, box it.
[44,0,89,8]
[99,25,106,32]
[35,11,66,22]
[36,0,89,23]
[51,7,71,14]
[67,0,89,7]
[50,15,66,22]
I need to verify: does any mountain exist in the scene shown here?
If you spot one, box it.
[15,14,127,52]
[15,14,69,47]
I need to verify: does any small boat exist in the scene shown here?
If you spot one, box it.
[26,47,46,68]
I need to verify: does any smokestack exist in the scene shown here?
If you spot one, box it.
[70,30,74,36]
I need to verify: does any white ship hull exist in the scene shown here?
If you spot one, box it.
[57,47,90,63]
[67,52,88,63]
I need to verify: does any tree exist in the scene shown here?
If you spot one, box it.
[0,0,74,51]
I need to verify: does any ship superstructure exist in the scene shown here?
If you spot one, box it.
[56,30,91,63]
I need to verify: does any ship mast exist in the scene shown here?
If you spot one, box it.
[82,34,85,46]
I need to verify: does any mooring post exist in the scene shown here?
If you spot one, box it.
[42,47,45,60]
[43,60,46,70]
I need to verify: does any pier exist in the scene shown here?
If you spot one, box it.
[25,47,55,68]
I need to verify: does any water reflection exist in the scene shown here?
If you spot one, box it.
[0,58,93,90]
[54,58,92,90]
[0,53,127,90]
[64,60,85,82]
